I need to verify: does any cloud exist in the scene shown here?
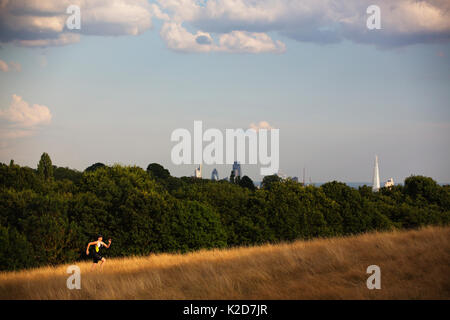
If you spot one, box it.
[79,0,152,36]
[149,3,170,21]
[1,0,449,51]
[219,31,286,53]
[0,94,52,148]
[0,94,52,127]
[0,59,8,72]
[0,0,152,47]
[15,33,81,48]
[0,59,21,72]
[250,121,274,131]
[160,22,213,52]
[0,95,52,144]
[156,0,450,49]
[160,22,285,53]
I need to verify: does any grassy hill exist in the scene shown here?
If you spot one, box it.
[1,226,449,299]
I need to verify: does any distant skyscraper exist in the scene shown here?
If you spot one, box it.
[211,168,219,181]
[195,164,202,178]
[232,161,241,178]
[384,178,394,188]
[372,155,380,192]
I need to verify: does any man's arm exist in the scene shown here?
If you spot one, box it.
[86,241,96,255]
[101,239,112,248]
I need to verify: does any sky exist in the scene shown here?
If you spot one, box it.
[0,0,449,183]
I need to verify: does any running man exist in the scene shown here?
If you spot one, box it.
[86,234,111,270]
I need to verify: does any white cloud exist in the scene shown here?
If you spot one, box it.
[0,94,52,128]
[79,0,152,36]
[0,59,8,72]
[0,95,52,147]
[160,22,285,53]
[219,31,285,53]
[0,59,21,72]
[15,33,80,48]
[250,121,274,131]
[160,22,214,52]
[1,0,450,50]
[156,0,450,48]
[149,3,170,21]
[0,0,152,47]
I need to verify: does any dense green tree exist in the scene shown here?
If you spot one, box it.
[239,175,256,191]
[261,174,281,190]
[161,200,227,252]
[37,152,53,181]
[0,163,41,191]
[404,175,440,203]
[0,155,448,271]
[0,225,34,270]
[147,163,171,180]
[53,166,83,184]
[85,162,106,172]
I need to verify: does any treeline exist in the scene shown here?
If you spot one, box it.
[0,154,449,271]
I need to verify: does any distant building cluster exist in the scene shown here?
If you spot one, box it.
[192,156,393,191]
[384,178,394,188]
[232,161,241,178]
[194,161,241,181]
[211,168,219,181]
[372,155,394,191]
[194,164,202,178]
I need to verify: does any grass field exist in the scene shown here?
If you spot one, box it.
[1,226,449,299]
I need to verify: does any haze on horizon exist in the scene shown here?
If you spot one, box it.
[0,0,449,184]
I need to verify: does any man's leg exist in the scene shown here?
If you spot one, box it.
[100,258,106,270]
[91,262,97,271]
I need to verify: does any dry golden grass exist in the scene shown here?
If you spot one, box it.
[1,226,449,300]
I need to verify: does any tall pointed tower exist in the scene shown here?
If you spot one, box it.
[372,155,380,192]
[195,164,202,178]
[211,168,219,181]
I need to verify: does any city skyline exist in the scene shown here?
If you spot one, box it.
[3,151,424,186]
